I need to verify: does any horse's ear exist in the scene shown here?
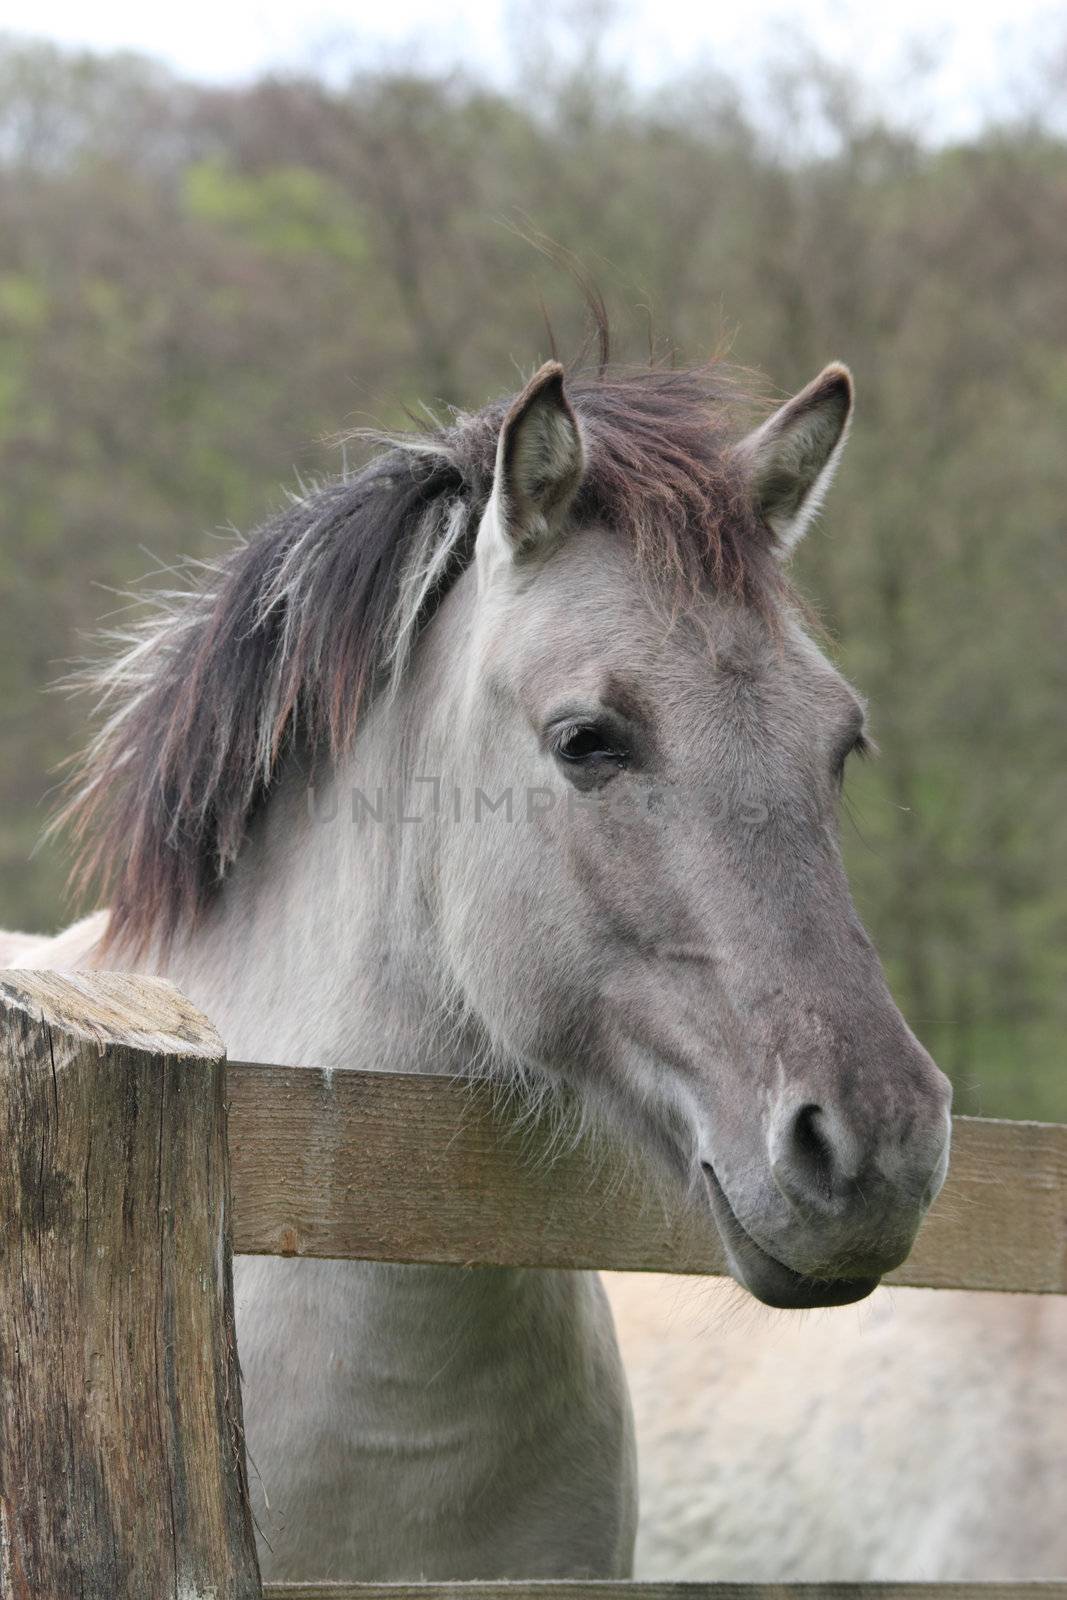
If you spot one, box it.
[735,364,853,555]
[483,361,584,561]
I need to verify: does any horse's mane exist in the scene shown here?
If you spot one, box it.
[58,360,782,953]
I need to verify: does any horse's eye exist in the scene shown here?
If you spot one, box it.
[835,731,873,783]
[554,722,628,770]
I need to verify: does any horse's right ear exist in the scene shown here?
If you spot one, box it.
[480,362,584,568]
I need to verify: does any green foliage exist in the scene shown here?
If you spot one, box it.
[0,36,1063,1120]
[184,159,368,262]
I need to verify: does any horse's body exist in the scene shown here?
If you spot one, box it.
[4,356,963,1581]
[608,1274,1067,1581]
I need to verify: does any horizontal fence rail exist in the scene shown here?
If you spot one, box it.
[262,1583,1067,1600]
[227,1062,1067,1295]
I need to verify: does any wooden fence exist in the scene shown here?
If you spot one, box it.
[1,969,1065,1600]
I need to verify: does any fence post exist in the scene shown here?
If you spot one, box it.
[0,970,262,1600]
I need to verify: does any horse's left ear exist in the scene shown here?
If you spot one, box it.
[483,361,584,562]
[735,363,853,556]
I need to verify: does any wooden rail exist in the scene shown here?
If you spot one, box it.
[263,1587,1067,1600]
[227,1061,1067,1295]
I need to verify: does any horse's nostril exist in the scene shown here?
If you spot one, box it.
[793,1103,824,1157]
[774,1101,843,1210]
[793,1103,834,1198]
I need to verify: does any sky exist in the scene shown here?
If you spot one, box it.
[0,0,1060,139]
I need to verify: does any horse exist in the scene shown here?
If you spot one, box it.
[3,355,956,1581]
[606,1272,1067,1580]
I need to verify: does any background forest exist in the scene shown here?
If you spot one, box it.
[0,26,1064,1119]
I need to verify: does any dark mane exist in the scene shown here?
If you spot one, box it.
[59,361,782,953]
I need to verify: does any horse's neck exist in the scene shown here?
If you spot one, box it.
[147,672,547,1360]
[161,701,458,1075]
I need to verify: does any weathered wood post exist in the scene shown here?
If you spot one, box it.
[0,970,262,1600]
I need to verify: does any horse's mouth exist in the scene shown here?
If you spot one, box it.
[701,1163,880,1310]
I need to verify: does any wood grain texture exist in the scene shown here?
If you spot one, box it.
[263,1582,1067,1599]
[227,1064,1067,1295]
[0,971,262,1600]
[0,967,224,1057]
